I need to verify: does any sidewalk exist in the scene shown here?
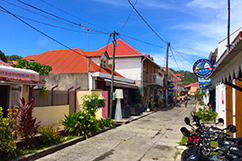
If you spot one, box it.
[14,99,196,161]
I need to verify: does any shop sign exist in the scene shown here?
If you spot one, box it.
[198,78,212,88]
[193,59,214,78]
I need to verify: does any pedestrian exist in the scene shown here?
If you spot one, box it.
[184,96,188,108]
[177,96,181,107]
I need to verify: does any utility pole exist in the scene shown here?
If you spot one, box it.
[80,24,90,90]
[110,31,118,118]
[165,42,170,107]
[227,0,230,52]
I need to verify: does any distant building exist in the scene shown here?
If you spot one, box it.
[184,82,199,96]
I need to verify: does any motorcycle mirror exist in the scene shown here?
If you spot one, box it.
[184,117,191,125]
[180,127,190,137]
[193,115,200,123]
[217,118,224,124]
[226,125,232,130]
[229,125,237,133]
[190,111,195,117]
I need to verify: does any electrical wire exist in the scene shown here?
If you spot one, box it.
[39,0,111,33]
[170,48,181,71]
[170,45,193,65]
[119,0,138,32]
[14,0,109,35]
[1,0,79,28]
[0,9,89,33]
[120,33,166,49]
[170,47,190,71]
[118,35,149,53]
[0,5,86,57]
[127,0,167,44]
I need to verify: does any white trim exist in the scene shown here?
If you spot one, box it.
[90,72,135,84]
[0,65,38,75]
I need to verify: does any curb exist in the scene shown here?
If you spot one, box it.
[11,112,153,161]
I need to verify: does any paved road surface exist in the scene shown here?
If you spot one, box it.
[36,99,196,161]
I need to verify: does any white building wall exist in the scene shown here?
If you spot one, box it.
[112,57,142,81]
[217,27,242,58]
[216,84,226,120]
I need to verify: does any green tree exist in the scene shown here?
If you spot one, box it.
[0,50,7,62]
[6,54,23,61]
[170,68,198,84]
[13,59,52,76]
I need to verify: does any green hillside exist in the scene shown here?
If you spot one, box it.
[170,68,198,85]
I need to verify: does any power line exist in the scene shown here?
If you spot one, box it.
[0,9,88,33]
[119,0,138,32]
[170,48,181,71]
[14,0,109,35]
[0,5,86,57]
[118,35,150,53]
[1,0,79,28]
[39,0,110,33]
[16,0,79,26]
[120,33,165,49]
[170,47,190,71]
[127,0,167,44]
[170,45,193,65]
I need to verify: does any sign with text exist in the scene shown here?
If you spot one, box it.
[193,59,214,78]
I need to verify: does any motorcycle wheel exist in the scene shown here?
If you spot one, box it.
[181,149,189,161]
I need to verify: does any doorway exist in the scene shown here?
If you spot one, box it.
[0,85,10,117]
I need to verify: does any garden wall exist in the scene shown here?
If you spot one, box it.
[32,105,69,127]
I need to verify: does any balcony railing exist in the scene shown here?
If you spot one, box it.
[144,73,163,86]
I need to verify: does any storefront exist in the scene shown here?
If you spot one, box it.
[209,31,242,137]
[0,61,41,117]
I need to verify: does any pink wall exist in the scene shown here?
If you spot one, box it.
[102,91,109,118]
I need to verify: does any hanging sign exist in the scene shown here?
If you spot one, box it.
[193,59,214,78]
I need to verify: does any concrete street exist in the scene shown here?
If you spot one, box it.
[36,99,196,161]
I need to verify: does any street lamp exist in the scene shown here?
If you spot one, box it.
[80,24,90,90]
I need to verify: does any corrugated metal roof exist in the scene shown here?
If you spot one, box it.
[97,39,143,57]
[24,48,124,77]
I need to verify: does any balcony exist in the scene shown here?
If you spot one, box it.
[144,73,163,86]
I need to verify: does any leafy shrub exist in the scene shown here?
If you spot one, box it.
[38,125,61,144]
[16,97,41,149]
[194,106,217,121]
[62,111,100,139]
[0,107,18,159]
[81,93,106,116]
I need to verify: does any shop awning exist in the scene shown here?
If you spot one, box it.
[0,65,42,85]
[209,32,242,86]
[104,79,138,89]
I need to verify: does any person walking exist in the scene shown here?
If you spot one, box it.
[184,96,188,108]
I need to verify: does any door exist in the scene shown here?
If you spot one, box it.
[226,84,233,127]
[236,79,242,137]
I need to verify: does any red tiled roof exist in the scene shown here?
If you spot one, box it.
[24,48,124,77]
[0,76,42,84]
[0,60,11,67]
[184,82,199,88]
[97,39,143,57]
[83,50,108,58]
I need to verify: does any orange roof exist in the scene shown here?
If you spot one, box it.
[24,48,123,77]
[184,82,199,88]
[83,50,109,58]
[97,39,143,57]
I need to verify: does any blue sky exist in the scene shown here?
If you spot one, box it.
[1,0,242,72]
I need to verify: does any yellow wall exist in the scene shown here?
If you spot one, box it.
[33,105,69,127]
[22,85,29,101]
[76,90,103,119]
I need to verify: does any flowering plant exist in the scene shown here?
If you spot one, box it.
[81,93,106,116]
[194,106,217,121]
[38,125,61,144]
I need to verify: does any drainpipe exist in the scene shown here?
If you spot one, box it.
[51,85,58,106]
[141,56,147,96]
[74,87,81,112]
[67,87,74,105]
